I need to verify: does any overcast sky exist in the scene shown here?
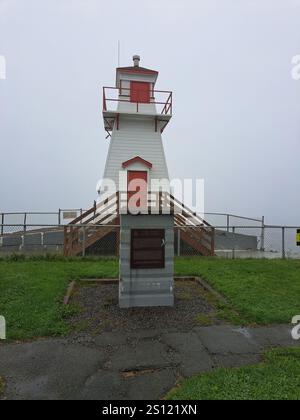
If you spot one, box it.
[0,0,299,224]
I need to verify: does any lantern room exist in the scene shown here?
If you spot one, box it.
[102,55,172,138]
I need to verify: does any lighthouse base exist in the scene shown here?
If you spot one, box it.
[119,292,174,308]
[119,214,174,308]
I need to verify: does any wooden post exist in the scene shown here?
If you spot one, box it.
[116,191,120,215]
[116,227,120,257]
[177,228,181,256]
[211,227,215,256]
[63,226,68,256]
[82,226,86,257]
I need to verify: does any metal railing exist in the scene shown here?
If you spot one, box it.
[103,86,173,115]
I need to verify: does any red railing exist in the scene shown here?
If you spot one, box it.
[102,86,172,115]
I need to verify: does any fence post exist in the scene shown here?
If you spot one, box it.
[232,226,236,259]
[24,213,27,233]
[282,227,285,259]
[260,216,265,251]
[227,215,230,232]
[63,226,67,256]
[1,213,4,236]
[177,228,181,257]
[82,226,86,257]
[58,209,61,225]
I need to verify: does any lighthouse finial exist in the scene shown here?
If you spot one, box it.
[133,55,140,67]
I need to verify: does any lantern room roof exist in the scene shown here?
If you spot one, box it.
[116,55,159,86]
[116,66,158,75]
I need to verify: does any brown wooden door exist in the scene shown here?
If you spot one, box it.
[131,229,165,269]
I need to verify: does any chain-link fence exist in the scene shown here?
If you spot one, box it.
[198,213,264,231]
[0,224,119,257]
[0,224,299,259]
[0,209,88,229]
[0,225,66,255]
[211,226,300,259]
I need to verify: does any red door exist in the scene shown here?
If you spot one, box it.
[130,81,150,103]
[127,170,148,211]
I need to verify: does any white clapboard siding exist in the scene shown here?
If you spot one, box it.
[101,115,169,193]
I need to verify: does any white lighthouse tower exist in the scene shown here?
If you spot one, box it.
[64,56,215,307]
[101,55,174,307]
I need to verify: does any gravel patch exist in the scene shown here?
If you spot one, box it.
[69,280,219,334]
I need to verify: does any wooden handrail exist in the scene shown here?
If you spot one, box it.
[64,191,215,257]
[168,193,211,227]
[69,201,96,225]
[69,193,118,226]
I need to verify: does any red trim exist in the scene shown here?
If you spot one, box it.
[122,156,152,169]
[117,68,158,76]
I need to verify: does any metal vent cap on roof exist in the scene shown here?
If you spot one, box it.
[133,55,140,67]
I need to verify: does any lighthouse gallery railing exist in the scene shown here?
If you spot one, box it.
[102,86,172,115]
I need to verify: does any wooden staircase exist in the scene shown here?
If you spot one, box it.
[170,195,215,256]
[64,192,215,257]
[64,193,119,256]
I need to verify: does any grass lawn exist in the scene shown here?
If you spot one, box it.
[0,257,299,340]
[175,258,300,325]
[0,257,118,340]
[166,348,300,400]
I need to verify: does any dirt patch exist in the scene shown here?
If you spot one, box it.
[69,280,221,334]
[120,368,159,379]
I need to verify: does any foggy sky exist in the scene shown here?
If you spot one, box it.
[0,0,299,225]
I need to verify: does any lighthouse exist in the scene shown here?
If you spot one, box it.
[102,55,174,308]
[64,56,215,307]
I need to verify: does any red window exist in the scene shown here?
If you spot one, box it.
[127,170,148,211]
[130,81,150,103]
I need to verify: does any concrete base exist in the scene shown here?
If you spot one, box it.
[119,288,174,308]
[119,214,174,308]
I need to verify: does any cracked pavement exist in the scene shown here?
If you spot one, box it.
[0,325,298,400]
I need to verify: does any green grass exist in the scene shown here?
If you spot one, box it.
[0,258,118,340]
[0,257,299,340]
[166,348,300,400]
[175,258,300,325]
